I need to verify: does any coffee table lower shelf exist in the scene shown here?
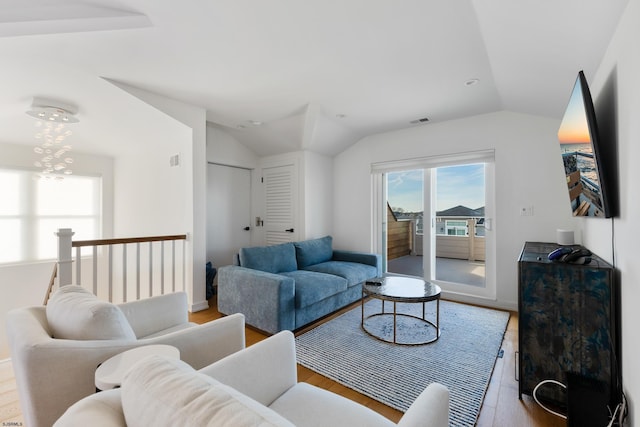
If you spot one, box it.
[362,299,440,345]
[361,275,441,346]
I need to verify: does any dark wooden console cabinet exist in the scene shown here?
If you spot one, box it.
[518,241,620,409]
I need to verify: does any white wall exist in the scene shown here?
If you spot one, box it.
[583,0,640,422]
[107,81,208,312]
[206,123,259,169]
[0,142,114,359]
[333,111,579,310]
[302,150,333,239]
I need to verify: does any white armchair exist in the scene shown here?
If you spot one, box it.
[54,331,449,427]
[6,286,245,427]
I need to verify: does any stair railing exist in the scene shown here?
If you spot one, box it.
[56,228,187,303]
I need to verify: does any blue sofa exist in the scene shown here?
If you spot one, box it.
[217,236,381,334]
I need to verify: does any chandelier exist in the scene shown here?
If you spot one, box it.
[26,98,79,179]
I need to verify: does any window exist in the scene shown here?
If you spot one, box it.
[445,220,468,236]
[0,168,101,264]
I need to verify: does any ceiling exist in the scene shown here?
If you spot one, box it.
[0,0,630,159]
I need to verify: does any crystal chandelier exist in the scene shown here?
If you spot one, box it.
[26,99,79,179]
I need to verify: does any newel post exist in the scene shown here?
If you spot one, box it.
[56,228,75,286]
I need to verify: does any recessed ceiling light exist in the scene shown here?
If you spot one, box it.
[465,78,480,86]
[248,120,263,126]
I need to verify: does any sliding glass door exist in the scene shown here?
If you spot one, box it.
[374,150,495,301]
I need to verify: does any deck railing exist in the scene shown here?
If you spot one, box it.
[56,228,187,303]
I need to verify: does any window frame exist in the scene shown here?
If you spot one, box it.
[0,167,102,265]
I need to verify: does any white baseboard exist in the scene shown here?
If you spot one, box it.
[190,300,209,312]
[441,291,518,312]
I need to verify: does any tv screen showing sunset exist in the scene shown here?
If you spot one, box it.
[558,74,605,217]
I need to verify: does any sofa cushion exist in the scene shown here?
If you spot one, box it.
[280,270,347,308]
[240,243,297,274]
[46,285,136,340]
[303,261,378,287]
[121,355,295,427]
[294,236,333,269]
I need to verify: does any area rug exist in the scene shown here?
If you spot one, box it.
[295,299,510,427]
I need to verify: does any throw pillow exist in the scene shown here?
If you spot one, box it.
[46,285,136,341]
[294,236,333,268]
[121,355,295,427]
[239,242,297,274]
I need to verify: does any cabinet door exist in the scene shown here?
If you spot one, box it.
[519,261,613,406]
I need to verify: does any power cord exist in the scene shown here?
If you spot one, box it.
[606,392,627,427]
[533,379,628,426]
[532,380,567,420]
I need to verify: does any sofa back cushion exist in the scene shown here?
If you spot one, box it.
[239,242,297,274]
[121,355,294,427]
[294,236,333,269]
[46,285,136,341]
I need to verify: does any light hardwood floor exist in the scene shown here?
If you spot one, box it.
[0,297,566,427]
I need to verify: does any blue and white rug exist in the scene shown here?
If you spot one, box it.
[295,299,510,427]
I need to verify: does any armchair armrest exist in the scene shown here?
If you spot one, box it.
[53,389,125,427]
[397,382,449,427]
[332,250,382,276]
[218,265,296,334]
[199,331,297,407]
[140,312,246,369]
[119,292,188,338]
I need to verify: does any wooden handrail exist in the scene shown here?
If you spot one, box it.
[57,230,188,302]
[72,234,187,248]
[43,263,58,306]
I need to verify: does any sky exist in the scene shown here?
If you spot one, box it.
[387,164,485,212]
[557,77,591,144]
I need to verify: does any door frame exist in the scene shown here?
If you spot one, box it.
[206,162,253,266]
[371,149,496,302]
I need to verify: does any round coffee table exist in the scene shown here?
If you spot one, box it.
[361,275,441,345]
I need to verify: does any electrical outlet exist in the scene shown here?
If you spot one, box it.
[520,206,534,216]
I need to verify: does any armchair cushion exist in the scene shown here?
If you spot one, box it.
[239,242,297,274]
[121,355,294,427]
[294,235,333,268]
[46,285,136,341]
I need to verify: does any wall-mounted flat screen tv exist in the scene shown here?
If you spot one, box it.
[557,71,611,218]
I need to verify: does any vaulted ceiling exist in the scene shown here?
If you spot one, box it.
[0,0,630,158]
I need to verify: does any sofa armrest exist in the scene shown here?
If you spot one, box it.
[217,265,296,334]
[139,313,246,369]
[118,292,188,338]
[332,250,382,276]
[53,389,125,427]
[199,331,297,407]
[397,383,449,427]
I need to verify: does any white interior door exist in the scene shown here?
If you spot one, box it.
[206,164,251,267]
[263,164,298,245]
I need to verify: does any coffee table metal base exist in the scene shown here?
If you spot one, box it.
[362,299,440,346]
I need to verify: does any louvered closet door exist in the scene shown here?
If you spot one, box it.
[263,164,298,245]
